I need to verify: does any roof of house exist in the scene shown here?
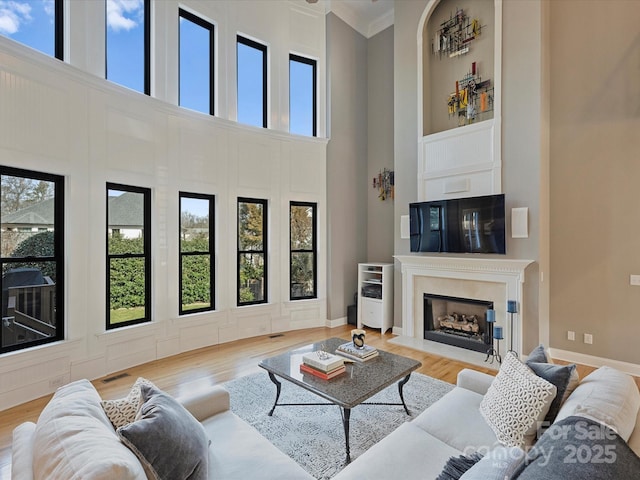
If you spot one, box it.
[1,193,144,228]
[2,198,55,226]
[107,192,144,228]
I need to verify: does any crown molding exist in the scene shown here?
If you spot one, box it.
[327,0,394,39]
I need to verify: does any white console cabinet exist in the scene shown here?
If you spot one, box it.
[357,263,393,334]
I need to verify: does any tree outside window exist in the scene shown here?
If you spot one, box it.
[237,198,267,305]
[290,202,316,299]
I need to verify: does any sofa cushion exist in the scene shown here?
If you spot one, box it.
[480,353,557,448]
[201,409,315,479]
[33,379,147,480]
[413,386,498,452]
[332,422,463,480]
[117,384,209,480]
[459,446,525,479]
[555,365,640,442]
[525,361,576,424]
[101,377,157,429]
[11,421,37,480]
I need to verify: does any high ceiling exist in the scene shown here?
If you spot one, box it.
[323,0,395,38]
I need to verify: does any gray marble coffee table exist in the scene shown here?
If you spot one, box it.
[258,337,422,463]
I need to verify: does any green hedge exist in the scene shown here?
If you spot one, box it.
[13,233,215,309]
[10,231,56,279]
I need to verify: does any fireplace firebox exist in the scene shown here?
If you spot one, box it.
[423,294,493,353]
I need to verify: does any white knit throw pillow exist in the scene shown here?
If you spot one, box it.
[101,377,157,429]
[480,352,557,447]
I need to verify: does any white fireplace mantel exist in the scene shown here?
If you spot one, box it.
[394,256,534,355]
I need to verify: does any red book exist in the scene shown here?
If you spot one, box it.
[300,363,345,380]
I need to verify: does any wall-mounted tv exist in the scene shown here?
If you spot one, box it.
[409,194,506,254]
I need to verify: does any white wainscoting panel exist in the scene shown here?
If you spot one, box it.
[419,120,501,200]
[106,106,157,174]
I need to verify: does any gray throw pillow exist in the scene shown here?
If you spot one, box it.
[526,344,549,363]
[525,344,580,425]
[525,361,576,425]
[117,384,209,480]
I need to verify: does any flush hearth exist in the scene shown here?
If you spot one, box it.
[423,294,493,353]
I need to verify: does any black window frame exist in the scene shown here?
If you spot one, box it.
[55,0,64,60]
[289,201,317,300]
[0,166,65,354]
[237,197,268,306]
[179,192,215,315]
[178,8,215,116]
[105,0,151,95]
[289,54,317,137]
[236,35,268,128]
[106,183,151,330]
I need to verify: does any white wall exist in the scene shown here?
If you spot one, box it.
[0,0,328,408]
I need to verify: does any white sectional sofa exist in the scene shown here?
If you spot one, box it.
[11,379,313,480]
[334,364,640,479]
[12,355,640,480]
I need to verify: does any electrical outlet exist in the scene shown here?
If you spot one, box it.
[584,333,593,345]
[567,331,575,341]
[631,275,640,286]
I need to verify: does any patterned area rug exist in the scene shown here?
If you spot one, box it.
[224,371,454,479]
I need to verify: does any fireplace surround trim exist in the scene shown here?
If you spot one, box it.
[395,256,534,355]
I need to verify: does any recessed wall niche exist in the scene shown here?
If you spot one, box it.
[423,0,494,136]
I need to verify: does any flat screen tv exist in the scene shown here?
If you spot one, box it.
[409,194,506,254]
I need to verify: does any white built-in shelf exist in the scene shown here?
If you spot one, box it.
[357,263,393,334]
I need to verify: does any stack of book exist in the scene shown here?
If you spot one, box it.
[300,351,346,380]
[335,342,379,362]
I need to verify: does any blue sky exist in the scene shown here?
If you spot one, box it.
[0,0,55,56]
[106,0,145,92]
[1,0,315,134]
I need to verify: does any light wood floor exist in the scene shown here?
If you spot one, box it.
[0,325,614,478]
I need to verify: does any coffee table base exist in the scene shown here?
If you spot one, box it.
[266,372,414,463]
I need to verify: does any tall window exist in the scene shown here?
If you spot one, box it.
[289,54,317,137]
[0,0,64,59]
[179,192,214,314]
[237,198,267,305]
[290,202,316,300]
[106,0,150,94]
[106,184,150,329]
[0,167,64,354]
[237,35,267,128]
[179,9,215,115]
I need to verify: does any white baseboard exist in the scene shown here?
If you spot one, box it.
[326,317,348,328]
[392,326,403,336]
[549,348,640,378]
